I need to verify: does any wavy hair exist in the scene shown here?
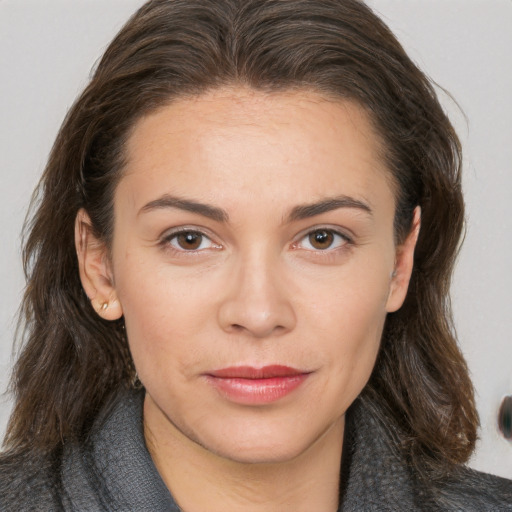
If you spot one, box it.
[3,0,476,481]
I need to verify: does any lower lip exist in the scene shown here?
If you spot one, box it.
[205,374,309,405]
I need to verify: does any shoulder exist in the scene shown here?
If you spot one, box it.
[345,397,512,511]
[0,450,63,511]
[428,465,512,511]
[0,390,174,511]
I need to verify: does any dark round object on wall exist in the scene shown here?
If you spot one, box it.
[498,396,512,440]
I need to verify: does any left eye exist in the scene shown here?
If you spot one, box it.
[297,229,349,251]
[167,231,217,251]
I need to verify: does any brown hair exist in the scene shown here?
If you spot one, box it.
[4,0,477,481]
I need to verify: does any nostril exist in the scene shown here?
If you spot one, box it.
[228,322,286,337]
[498,396,512,440]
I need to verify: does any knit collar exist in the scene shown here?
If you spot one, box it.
[339,397,417,511]
[63,389,417,511]
[62,390,178,511]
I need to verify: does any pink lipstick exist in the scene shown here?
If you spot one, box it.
[204,365,310,405]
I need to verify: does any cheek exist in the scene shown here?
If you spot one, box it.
[302,254,392,336]
[316,299,385,417]
[300,259,390,391]
[113,259,217,379]
[323,291,385,379]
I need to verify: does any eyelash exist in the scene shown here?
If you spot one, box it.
[159,226,353,256]
[160,227,221,255]
[292,228,353,253]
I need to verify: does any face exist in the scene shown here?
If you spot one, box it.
[78,87,418,464]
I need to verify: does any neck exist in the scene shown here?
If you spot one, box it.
[143,397,344,512]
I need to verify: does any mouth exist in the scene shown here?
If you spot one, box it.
[204,365,311,405]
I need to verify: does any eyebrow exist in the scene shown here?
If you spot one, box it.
[138,193,372,223]
[139,195,229,222]
[286,195,373,222]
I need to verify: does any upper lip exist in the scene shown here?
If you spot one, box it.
[207,365,307,379]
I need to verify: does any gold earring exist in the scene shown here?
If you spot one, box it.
[101,301,109,311]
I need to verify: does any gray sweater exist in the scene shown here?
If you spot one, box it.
[1,390,511,511]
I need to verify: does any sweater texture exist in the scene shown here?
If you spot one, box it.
[1,390,511,511]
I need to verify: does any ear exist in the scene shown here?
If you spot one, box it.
[386,206,421,313]
[75,209,123,321]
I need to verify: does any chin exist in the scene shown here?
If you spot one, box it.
[208,438,310,465]
[189,414,334,466]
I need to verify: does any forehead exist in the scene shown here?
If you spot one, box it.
[118,87,394,218]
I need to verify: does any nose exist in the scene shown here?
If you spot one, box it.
[217,254,296,339]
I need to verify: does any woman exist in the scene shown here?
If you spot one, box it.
[1,0,511,510]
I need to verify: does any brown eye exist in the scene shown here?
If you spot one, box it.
[165,230,221,254]
[174,231,204,250]
[308,230,335,250]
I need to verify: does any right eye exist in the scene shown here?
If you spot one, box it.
[165,230,218,251]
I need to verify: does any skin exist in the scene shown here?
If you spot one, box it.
[76,87,420,512]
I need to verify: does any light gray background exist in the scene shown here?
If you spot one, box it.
[1,0,511,478]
